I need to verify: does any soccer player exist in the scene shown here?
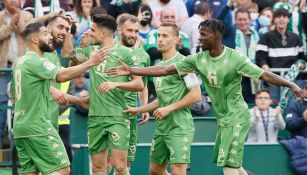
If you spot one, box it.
[45,15,83,130]
[123,22,201,175]
[12,23,107,175]
[108,19,304,175]
[65,14,144,175]
[105,14,151,173]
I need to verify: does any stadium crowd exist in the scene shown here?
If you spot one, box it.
[0,0,307,175]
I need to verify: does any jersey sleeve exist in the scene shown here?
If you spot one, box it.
[174,54,197,76]
[183,73,200,89]
[235,51,264,80]
[74,46,94,63]
[29,58,60,81]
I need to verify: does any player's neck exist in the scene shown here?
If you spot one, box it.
[28,45,43,57]
[100,37,115,49]
[209,43,224,57]
[162,48,177,61]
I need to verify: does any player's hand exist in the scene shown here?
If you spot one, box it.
[291,83,304,101]
[98,82,118,94]
[79,30,93,48]
[79,90,89,98]
[89,48,109,66]
[124,106,141,116]
[154,107,171,120]
[274,106,281,117]
[107,61,130,77]
[51,88,68,105]
[79,96,89,109]
[139,112,150,125]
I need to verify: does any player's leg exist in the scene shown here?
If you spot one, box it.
[149,135,169,175]
[127,118,138,169]
[88,116,109,174]
[15,138,39,175]
[107,149,113,174]
[149,162,167,175]
[215,123,250,175]
[26,130,70,175]
[166,134,194,175]
[91,149,108,174]
[108,118,130,175]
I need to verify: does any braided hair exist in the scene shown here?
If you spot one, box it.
[198,19,225,36]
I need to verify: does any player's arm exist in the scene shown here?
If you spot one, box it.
[56,49,108,83]
[124,99,159,116]
[154,86,201,120]
[260,71,303,98]
[108,62,178,77]
[98,75,144,93]
[138,84,150,124]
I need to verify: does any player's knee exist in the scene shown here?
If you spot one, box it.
[170,164,187,175]
[149,167,159,175]
[114,164,126,173]
[92,161,105,172]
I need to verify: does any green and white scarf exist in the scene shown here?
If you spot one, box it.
[235,28,259,63]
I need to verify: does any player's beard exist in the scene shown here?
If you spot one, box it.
[121,35,136,47]
[39,40,55,52]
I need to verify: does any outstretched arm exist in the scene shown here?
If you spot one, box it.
[98,75,144,93]
[56,49,108,82]
[260,71,303,98]
[124,99,159,116]
[108,61,178,77]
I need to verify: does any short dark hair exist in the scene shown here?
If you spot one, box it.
[160,23,179,36]
[194,2,211,16]
[92,14,117,33]
[273,8,290,19]
[117,13,139,27]
[235,8,250,19]
[23,23,44,39]
[198,19,225,35]
[255,89,272,98]
[47,15,69,26]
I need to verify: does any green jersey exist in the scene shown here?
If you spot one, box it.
[125,47,150,110]
[75,44,137,117]
[13,51,60,138]
[44,51,61,129]
[154,53,198,135]
[175,47,264,127]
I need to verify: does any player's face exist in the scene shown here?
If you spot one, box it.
[90,23,103,45]
[120,21,139,47]
[49,18,70,49]
[157,26,177,52]
[160,10,176,24]
[255,92,272,110]
[38,27,55,52]
[198,26,216,51]
[235,12,251,32]
[274,15,289,30]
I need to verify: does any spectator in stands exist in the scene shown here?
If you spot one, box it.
[68,0,97,43]
[149,0,188,28]
[185,0,229,19]
[103,0,141,20]
[246,3,260,31]
[285,80,307,138]
[256,8,306,103]
[247,89,285,143]
[181,1,212,54]
[137,3,154,42]
[257,7,274,36]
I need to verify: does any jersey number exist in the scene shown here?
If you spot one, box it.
[97,62,106,73]
[207,71,218,86]
[155,77,162,89]
[15,69,22,100]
